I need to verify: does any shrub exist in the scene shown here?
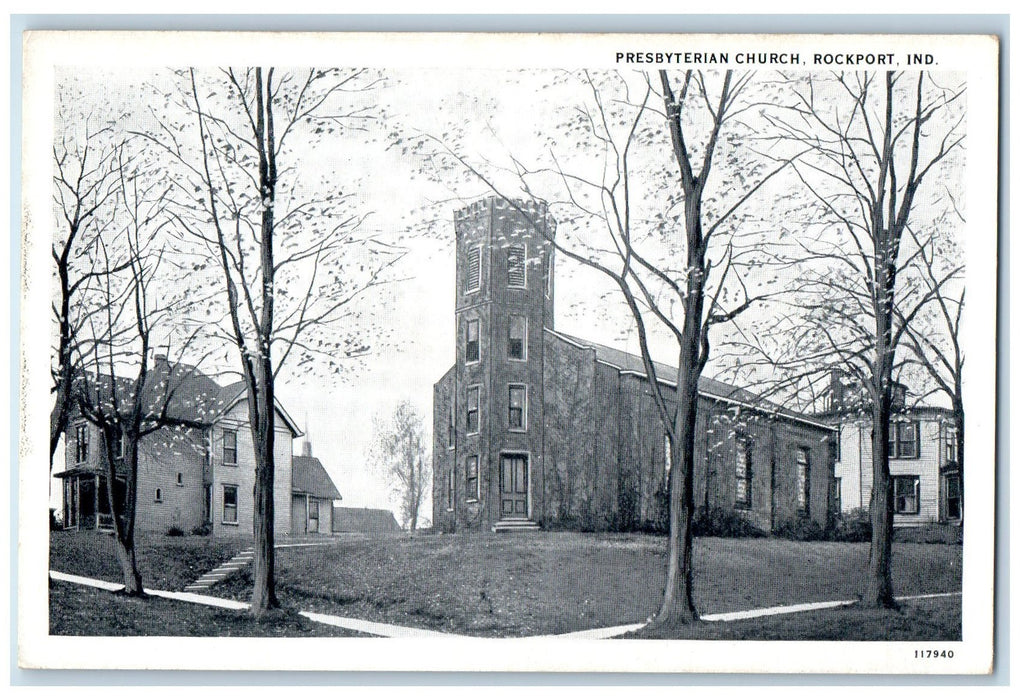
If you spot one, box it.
[190,524,212,536]
[165,526,185,537]
[830,507,872,542]
[693,506,766,538]
[774,515,825,541]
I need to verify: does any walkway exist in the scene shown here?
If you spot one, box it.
[49,569,961,640]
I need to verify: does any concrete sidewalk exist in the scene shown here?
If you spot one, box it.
[49,570,961,640]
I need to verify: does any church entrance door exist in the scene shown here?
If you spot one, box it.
[499,454,529,519]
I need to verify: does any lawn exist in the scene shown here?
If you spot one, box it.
[48,581,365,637]
[49,530,962,640]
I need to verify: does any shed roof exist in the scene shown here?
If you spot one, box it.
[292,455,342,500]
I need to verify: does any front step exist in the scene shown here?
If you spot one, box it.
[492,520,540,533]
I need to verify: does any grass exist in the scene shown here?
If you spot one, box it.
[48,581,366,637]
[49,530,962,640]
[49,530,250,591]
[214,532,961,639]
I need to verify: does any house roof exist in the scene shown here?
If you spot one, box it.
[547,329,835,432]
[292,455,342,500]
[73,360,301,436]
[332,506,401,532]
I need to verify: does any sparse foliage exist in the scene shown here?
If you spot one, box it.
[369,401,432,531]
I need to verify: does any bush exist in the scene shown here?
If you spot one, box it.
[830,507,872,542]
[165,526,185,537]
[774,515,826,541]
[693,506,766,538]
[190,524,212,536]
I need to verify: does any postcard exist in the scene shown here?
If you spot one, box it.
[18,30,998,674]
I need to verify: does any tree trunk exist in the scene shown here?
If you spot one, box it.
[249,382,279,617]
[865,396,896,607]
[103,431,143,595]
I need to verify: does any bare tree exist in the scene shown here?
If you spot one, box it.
[745,71,966,607]
[71,145,211,593]
[51,106,127,465]
[419,69,796,629]
[369,400,432,531]
[138,67,402,617]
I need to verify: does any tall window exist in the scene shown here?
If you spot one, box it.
[796,447,811,516]
[945,474,961,520]
[735,434,753,509]
[888,420,920,459]
[74,423,89,464]
[507,245,526,287]
[466,455,479,502]
[466,246,481,292]
[945,427,958,463]
[222,429,237,465]
[222,484,238,524]
[447,400,455,448]
[893,475,920,514]
[466,386,480,434]
[465,319,480,363]
[111,428,124,459]
[508,384,527,431]
[508,315,527,360]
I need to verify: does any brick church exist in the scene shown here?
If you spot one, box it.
[432,197,836,534]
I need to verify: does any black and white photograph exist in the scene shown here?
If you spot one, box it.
[17,31,999,674]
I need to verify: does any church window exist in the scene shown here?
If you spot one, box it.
[735,434,753,509]
[466,246,481,292]
[507,245,526,288]
[466,386,480,434]
[508,384,527,431]
[466,456,479,502]
[508,315,527,360]
[465,319,480,363]
[796,447,811,516]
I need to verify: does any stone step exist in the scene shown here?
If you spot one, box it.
[492,520,540,533]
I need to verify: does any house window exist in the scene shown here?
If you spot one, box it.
[888,420,920,459]
[446,468,454,511]
[465,319,480,363]
[466,386,480,435]
[74,423,89,464]
[735,434,753,510]
[223,429,237,465]
[893,475,920,515]
[111,428,124,459]
[176,472,184,487]
[222,484,238,524]
[508,384,527,431]
[796,447,811,516]
[945,427,958,463]
[466,246,481,292]
[154,488,163,503]
[945,473,962,520]
[508,315,527,360]
[466,455,479,502]
[507,245,526,288]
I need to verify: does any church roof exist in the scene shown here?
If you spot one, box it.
[547,329,835,431]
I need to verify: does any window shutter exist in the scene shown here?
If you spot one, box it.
[507,245,526,287]
[466,247,481,290]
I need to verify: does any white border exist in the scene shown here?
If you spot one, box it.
[19,30,998,674]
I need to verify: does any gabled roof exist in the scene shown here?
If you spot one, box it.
[72,360,302,436]
[547,329,835,432]
[292,455,342,500]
